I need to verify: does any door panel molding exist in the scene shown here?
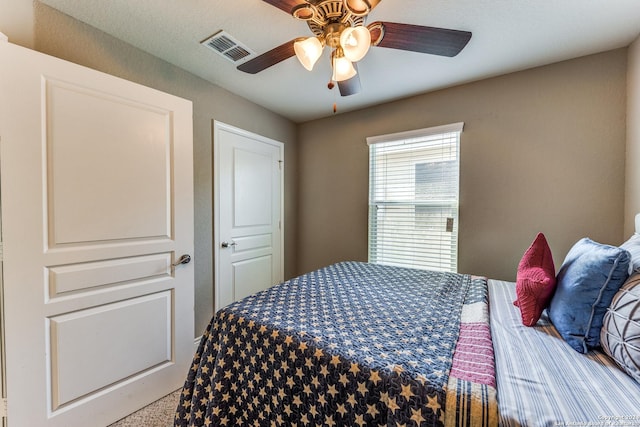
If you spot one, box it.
[48,291,171,411]
[44,77,173,247]
[47,253,172,299]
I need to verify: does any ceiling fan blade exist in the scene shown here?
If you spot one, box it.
[338,72,361,97]
[262,0,308,14]
[369,21,472,57]
[237,39,297,74]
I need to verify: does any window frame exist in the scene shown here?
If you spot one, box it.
[366,122,463,272]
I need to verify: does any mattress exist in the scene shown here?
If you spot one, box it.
[489,279,640,427]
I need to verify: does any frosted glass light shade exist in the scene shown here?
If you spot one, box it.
[340,26,371,62]
[294,37,323,71]
[332,56,357,82]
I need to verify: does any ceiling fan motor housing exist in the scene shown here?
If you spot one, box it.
[324,23,347,47]
[294,0,367,37]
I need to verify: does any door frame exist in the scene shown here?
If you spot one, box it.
[213,121,284,312]
[0,180,5,425]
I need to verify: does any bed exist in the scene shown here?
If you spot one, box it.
[175,215,640,426]
[490,279,640,426]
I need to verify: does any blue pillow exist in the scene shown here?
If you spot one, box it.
[548,238,630,353]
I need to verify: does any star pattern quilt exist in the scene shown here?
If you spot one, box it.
[175,261,496,426]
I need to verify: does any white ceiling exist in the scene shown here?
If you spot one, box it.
[39,0,640,123]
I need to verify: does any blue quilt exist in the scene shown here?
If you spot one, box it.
[175,261,494,426]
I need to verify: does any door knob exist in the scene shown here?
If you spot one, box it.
[221,241,237,248]
[172,254,191,267]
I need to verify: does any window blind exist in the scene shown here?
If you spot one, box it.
[367,123,462,272]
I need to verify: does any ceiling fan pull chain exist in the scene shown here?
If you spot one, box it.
[333,75,338,114]
[329,52,338,114]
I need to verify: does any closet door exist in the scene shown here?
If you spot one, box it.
[214,121,284,311]
[0,39,194,426]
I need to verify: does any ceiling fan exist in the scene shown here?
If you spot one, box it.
[237,0,472,97]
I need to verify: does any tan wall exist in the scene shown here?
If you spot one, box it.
[298,49,628,281]
[1,2,298,337]
[626,36,640,236]
[0,0,34,48]
[2,2,633,314]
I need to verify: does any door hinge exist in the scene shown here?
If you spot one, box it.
[1,397,6,417]
[0,242,3,262]
[278,160,283,170]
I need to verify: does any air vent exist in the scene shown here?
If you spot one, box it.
[201,30,254,63]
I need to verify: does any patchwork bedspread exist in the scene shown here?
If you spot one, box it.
[175,261,497,426]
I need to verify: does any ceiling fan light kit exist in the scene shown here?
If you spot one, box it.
[294,26,368,79]
[331,48,357,81]
[291,1,373,81]
[239,0,472,99]
[340,25,371,61]
[293,36,324,70]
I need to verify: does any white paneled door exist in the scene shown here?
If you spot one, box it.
[214,122,283,311]
[0,40,194,426]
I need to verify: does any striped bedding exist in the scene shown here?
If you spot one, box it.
[175,262,497,426]
[489,280,640,426]
[446,281,498,427]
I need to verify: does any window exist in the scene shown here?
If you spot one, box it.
[367,123,462,272]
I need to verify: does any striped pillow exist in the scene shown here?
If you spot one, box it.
[601,273,640,383]
[621,233,640,274]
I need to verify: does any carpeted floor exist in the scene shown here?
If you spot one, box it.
[108,389,181,427]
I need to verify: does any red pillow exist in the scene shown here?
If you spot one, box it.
[513,233,556,326]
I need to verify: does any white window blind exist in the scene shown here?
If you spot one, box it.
[367,123,462,272]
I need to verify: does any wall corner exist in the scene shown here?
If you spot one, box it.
[625,34,640,237]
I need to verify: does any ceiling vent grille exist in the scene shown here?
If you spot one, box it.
[201,30,254,63]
